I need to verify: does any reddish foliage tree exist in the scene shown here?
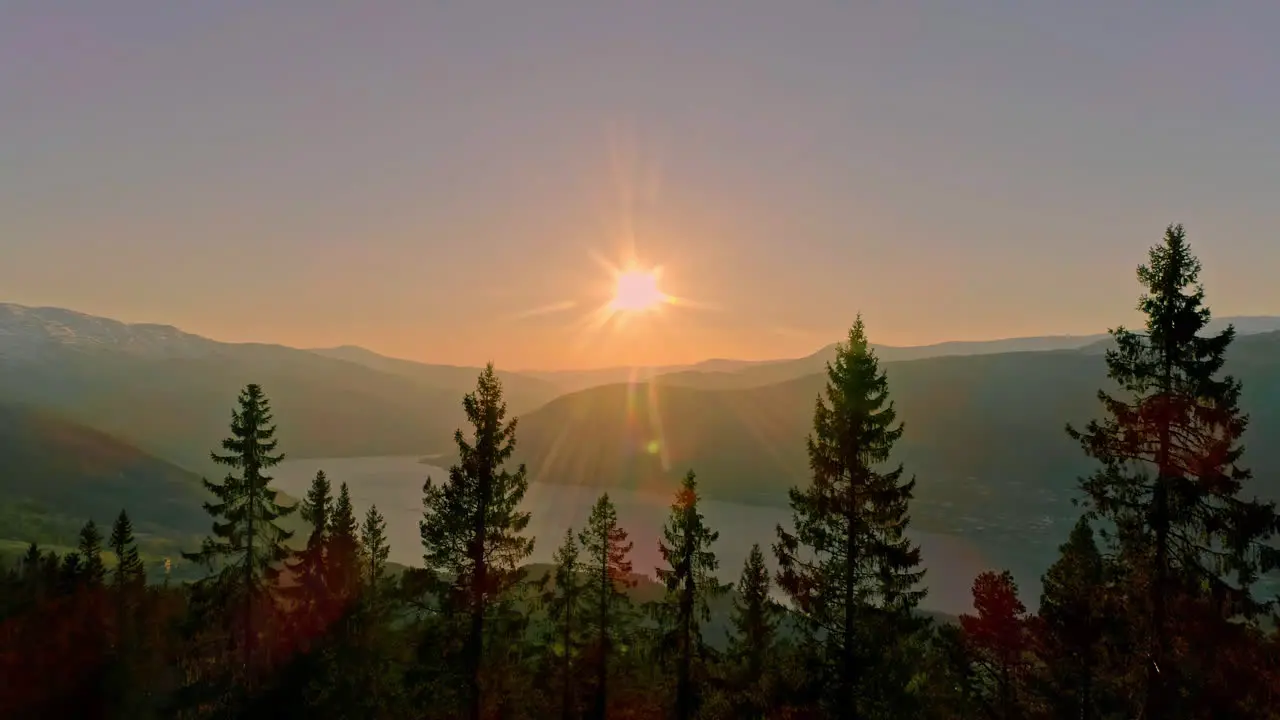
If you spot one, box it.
[960,570,1030,719]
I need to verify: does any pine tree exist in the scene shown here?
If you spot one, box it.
[66,520,110,715]
[654,469,726,720]
[182,383,297,703]
[78,519,106,588]
[1034,516,1113,720]
[1066,224,1280,716]
[284,470,333,648]
[360,504,390,593]
[579,492,636,720]
[773,316,927,718]
[420,363,535,720]
[351,503,398,716]
[726,543,779,718]
[107,511,147,720]
[328,482,362,606]
[109,510,146,592]
[18,542,44,604]
[59,552,83,593]
[297,484,368,720]
[960,571,1030,719]
[540,528,587,720]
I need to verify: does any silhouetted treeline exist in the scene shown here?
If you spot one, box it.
[2,225,1280,719]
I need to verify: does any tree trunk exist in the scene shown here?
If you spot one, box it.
[842,498,860,720]
[676,573,694,720]
[1145,351,1175,720]
[563,598,575,720]
[596,562,610,720]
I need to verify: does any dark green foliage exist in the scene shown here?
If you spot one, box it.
[284,470,334,648]
[419,363,535,720]
[107,509,155,718]
[539,528,587,720]
[1067,224,1280,717]
[1034,516,1117,719]
[361,504,390,593]
[180,383,298,709]
[724,543,780,718]
[774,316,928,718]
[5,225,1280,719]
[0,403,212,545]
[653,470,726,720]
[78,519,107,588]
[328,482,362,603]
[110,510,146,591]
[578,492,635,719]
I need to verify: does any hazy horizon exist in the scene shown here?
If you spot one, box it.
[5,2,1279,369]
[7,297,1280,373]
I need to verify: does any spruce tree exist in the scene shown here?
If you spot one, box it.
[579,492,635,720]
[540,528,587,720]
[328,482,362,605]
[960,570,1030,720]
[284,469,333,646]
[726,543,779,718]
[69,520,109,715]
[1035,516,1112,720]
[360,504,390,593]
[654,469,725,720]
[773,316,927,718]
[420,363,534,720]
[78,520,106,588]
[1066,224,1280,716]
[300,484,368,720]
[59,552,83,593]
[182,382,297,702]
[107,511,147,720]
[109,510,145,592]
[347,503,397,717]
[19,542,44,604]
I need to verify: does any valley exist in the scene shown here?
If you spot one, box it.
[272,455,1006,616]
[2,302,1278,608]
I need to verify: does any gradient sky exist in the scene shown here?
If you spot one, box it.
[4,1,1278,370]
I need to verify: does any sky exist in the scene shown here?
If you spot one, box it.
[3,1,1279,370]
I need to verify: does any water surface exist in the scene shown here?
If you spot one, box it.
[275,455,993,615]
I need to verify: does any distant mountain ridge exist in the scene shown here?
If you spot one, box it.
[3,301,1278,475]
[7,301,1275,395]
[649,316,1280,392]
[308,344,560,412]
[503,329,1280,598]
[3,302,1278,599]
[0,303,221,362]
[510,328,1280,510]
[0,304,471,472]
[0,304,554,406]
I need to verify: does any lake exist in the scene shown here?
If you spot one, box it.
[275,455,997,616]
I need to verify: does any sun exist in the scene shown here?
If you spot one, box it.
[609,268,668,313]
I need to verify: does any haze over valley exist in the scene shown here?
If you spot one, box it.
[7,4,1280,715]
[5,301,1279,608]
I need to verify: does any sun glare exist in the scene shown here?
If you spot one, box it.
[609,269,667,312]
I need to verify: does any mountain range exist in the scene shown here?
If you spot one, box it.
[3,301,1278,589]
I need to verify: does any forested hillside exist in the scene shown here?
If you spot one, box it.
[2,226,1278,719]
[512,331,1280,520]
[0,404,208,563]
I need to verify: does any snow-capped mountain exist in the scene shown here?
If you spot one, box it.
[0,303,221,362]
